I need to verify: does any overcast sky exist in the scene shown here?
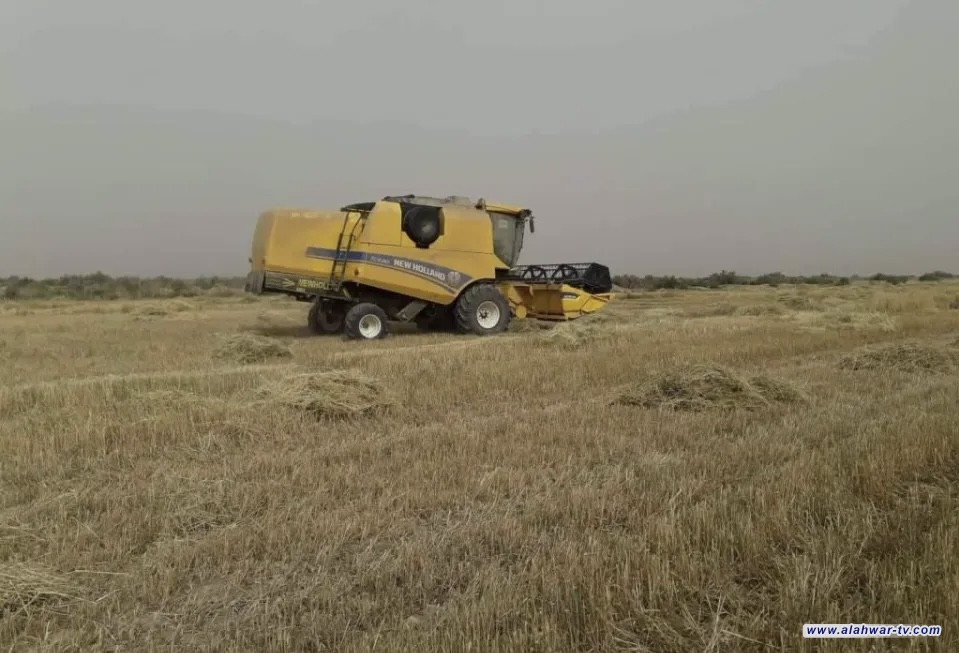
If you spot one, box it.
[2,0,956,278]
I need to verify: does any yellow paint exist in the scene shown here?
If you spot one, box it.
[495,281,613,321]
[251,198,523,306]
[249,196,610,321]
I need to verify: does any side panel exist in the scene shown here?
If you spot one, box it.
[303,246,500,305]
[251,202,508,306]
[362,202,497,255]
[357,202,402,246]
[254,209,357,278]
[406,206,496,255]
[250,212,275,271]
[261,270,336,296]
[343,201,503,304]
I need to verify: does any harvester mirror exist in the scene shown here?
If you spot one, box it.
[400,203,442,248]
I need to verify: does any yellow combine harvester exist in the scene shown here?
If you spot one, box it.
[244,194,614,339]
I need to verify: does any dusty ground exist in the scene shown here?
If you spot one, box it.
[1,281,958,652]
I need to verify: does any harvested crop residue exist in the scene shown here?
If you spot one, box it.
[533,312,622,349]
[213,333,292,364]
[838,341,959,375]
[610,363,806,412]
[255,369,395,420]
[0,563,82,617]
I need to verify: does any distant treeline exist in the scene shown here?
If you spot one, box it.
[0,269,956,301]
[611,270,956,290]
[0,273,247,300]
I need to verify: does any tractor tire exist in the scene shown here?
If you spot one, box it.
[454,284,511,335]
[307,299,346,335]
[344,302,390,340]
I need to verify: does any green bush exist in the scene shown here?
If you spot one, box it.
[918,271,955,282]
[611,271,860,291]
[0,273,247,302]
[869,273,912,285]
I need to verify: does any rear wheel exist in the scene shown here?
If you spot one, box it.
[308,299,345,335]
[454,284,511,335]
[344,302,389,340]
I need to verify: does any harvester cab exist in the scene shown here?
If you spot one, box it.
[244,194,613,339]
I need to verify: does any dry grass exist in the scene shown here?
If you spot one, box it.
[735,303,787,316]
[531,311,622,348]
[255,369,396,420]
[2,280,959,651]
[839,340,959,375]
[212,332,293,364]
[611,363,806,412]
[507,317,555,333]
[776,293,823,311]
[130,298,194,318]
[868,289,940,314]
[0,564,83,617]
[788,308,899,333]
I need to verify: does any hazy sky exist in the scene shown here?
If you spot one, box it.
[2,0,956,277]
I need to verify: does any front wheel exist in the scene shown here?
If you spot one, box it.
[344,302,390,340]
[454,284,511,335]
[308,299,346,335]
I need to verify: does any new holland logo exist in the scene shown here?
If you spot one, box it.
[391,258,448,283]
[303,246,471,290]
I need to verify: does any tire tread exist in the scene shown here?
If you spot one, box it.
[453,284,511,335]
[344,302,389,339]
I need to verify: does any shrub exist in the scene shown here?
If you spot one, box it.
[0,273,247,301]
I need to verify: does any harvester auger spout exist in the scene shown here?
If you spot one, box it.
[244,194,615,339]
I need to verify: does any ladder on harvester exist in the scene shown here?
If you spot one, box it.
[328,212,366,291]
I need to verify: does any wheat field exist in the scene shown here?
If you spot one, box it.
[2,281,958,652]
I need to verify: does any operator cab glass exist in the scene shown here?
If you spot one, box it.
[488,211,525,268]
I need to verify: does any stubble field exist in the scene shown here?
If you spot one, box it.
[2,281,958,652]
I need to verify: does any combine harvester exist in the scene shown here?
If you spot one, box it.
[244,194,615,339]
